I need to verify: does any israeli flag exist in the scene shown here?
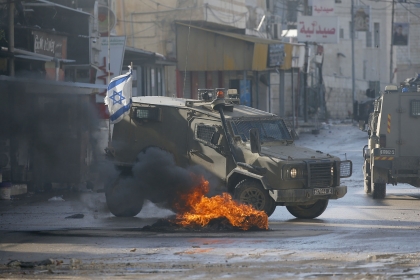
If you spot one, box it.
[104,67,132,124]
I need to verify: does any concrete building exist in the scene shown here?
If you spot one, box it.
[313,1,420,119]
[111,0,302,118]
[393,1,420,84]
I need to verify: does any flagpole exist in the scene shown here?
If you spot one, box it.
[107,0,112,148]
[130,62,133,125]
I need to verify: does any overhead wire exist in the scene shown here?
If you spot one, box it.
[399,2,420,19]
[206,4,247,24]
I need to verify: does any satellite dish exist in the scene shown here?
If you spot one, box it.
[98,6,116,34]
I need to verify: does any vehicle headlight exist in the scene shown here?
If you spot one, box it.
[290,168,298,179]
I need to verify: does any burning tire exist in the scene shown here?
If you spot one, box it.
[234,179,276,217]
[105,175,144,217]
[286,199,328,219]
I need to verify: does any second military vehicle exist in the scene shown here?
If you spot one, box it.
[362,79,420,198]
[105,89,352,218]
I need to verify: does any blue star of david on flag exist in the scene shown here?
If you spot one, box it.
[104,66,133,124]
[110,90,126,105]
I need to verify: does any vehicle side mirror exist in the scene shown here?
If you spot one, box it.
[211,132,221,145]
[249,128,261,154]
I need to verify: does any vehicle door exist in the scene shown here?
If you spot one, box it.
[188,117,228,183]
[400,94,420,157]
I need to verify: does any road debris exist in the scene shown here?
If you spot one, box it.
[65,214,84,219]
[48,196,65,202]
[7,259,55,268]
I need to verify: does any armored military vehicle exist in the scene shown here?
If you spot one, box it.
[105,89,352,218]
[362,82,420,198]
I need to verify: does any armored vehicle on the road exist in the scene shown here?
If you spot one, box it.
[105,89,352,218]
[362,82,420,198]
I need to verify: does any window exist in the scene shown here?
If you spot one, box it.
[374,23,380,48]
[369,81,380,96]
[366,30,372,48]
[410,100,420,116]
[287,0,298,28]
[230,118,292,143]
[195,124,219,147]
[339,28,344,39]
[363,60,367,80]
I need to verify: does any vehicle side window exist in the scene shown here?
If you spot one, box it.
[195,124,218,147]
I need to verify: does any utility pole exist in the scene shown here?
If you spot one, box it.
[390,0,395,84]
[8,1,15,76]
[351,0,355,119]
[303,0,309,122]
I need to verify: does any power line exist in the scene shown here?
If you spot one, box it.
[400,2,420,19]
[205,4,247,24]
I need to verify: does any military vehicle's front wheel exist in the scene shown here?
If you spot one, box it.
[371,182,386,199]
[364,178,371,194]
[363,161,371,194]
[105,175,144,217]
[286,200,329,219]
[234,179,276,217]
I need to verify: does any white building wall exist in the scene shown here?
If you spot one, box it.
[394,4,420,83]
[320,1,392,119]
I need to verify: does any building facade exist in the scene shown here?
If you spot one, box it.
[111,0,299,116]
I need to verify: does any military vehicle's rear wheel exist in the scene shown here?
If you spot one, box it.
[286,199,329,219]
[234,179,276,217]
[105,175,144,217]
[371,182,386,199]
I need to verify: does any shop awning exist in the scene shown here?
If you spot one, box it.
[124,47,177,67]
[176,23,286,71]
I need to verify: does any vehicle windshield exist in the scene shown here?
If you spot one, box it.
[229,118,292,143]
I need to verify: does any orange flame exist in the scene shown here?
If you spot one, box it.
[174,177,268,230]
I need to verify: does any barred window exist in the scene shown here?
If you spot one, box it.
[195,124,216,144]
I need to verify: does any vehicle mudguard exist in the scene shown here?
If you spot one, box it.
[227,168,270,191]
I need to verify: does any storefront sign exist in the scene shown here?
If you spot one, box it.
[312,0,335,16]
[297,16,338,44]
[267,44,285,68]
[33,31,67,58]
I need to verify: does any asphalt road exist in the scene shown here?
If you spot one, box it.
[1,123,420,279]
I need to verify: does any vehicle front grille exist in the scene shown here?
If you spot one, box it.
[309,162,333,187]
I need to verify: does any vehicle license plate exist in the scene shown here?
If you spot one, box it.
[313,188,333,195]
[380,149,395,155]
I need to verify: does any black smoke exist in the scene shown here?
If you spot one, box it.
[101,147,220,213]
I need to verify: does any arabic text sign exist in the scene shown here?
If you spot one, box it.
[312,0,335,16]
[33,31,67,59]
[267,44,285,68]
[297,16,338,44]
